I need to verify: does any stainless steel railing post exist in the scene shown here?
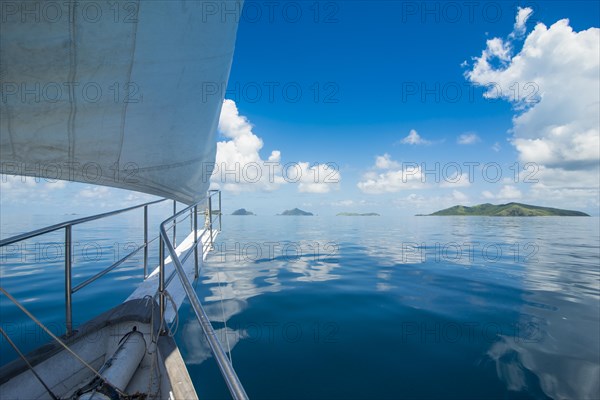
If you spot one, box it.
[160,213,248,400]
[208,195,213,249]
[143,205,148,278]
[218,190,222,231]
[194,205,199,277]
[159,235,165,327]
[1,198,168,337]
[172,200,177,247]
[65,225,73,336]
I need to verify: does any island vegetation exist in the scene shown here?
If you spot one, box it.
[279,208,313,216]
[422,202,589,217]
[231,208,255,216]
[336,212,380,216]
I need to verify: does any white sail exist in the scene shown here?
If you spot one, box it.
[1,0,242,204]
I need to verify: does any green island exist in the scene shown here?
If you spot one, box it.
[336,212,380,216]
[279,208,313,216]
[231,208,255,216]
[420,202,589,217]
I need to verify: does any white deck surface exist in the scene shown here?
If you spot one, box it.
[127,228,218,323]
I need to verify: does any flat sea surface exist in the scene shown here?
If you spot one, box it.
[1,213,599,399]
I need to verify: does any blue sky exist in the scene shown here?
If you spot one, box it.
[2,0,599,218]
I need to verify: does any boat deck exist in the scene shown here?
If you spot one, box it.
[127,227,218,323]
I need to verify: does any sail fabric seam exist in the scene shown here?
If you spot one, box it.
[67,0,78,162]
[116,0,141,168]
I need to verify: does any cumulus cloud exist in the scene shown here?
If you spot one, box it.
[214,100,340,194]
[440,172,471,188]
[527,183,599,209]
[510,7,534,39]
[0,175,39,204]
[394,190,471,212]
[296,162,340,194]
[357,167,428,194]
[452,190,468,202]
[331,200,355,207]
[481,178,599,209]
[77,186,112,199]
[479,186,522,201]
[213,99,286,193]
[498,185,522,200]
[400,129,431,145]
[329,199,375,207]
[0,176,82,206]
[457,133,481,145]
[358,154,473,194]
[484,37,512,63]
[375,153,400,170]
[0,175,155,212]
[465,9,599,198]
[46,180,67,190]
[482,190,495,199]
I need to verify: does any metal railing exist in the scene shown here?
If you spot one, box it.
[1,190,247,399]
[157,190,247,400]
[0,198,174,336]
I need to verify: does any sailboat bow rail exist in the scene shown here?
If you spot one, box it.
[158,190,249,400]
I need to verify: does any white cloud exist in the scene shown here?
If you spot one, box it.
[457,133,481,145]
[214,99,286,193]
[492,142,502,152]
[214,99,340,194]
[357,167,428,194]
[0,175,39,203]
[510,7,534,39]
[77,186,111,199]
[358,154,474,194]
[329,199,375,208]
[498,185,522,200]
[296,162,340,194]
[46,180,67,190]
[527,183,600,209]
[0,176,79,205]
[400,129,431,145]
[480,180,598,210]
[482,190,495,199]
[331,200,355,207]
[478,186,522,201]
[484,37,511,62]
[394,191,471,212]
[465,10,599,197]
[0,173,161,213]
[440,172,471,188]
[452,190,468,202]
[375,153,400,170]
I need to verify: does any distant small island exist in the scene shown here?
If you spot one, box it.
[421,202,589,217]
[231,208,254,216]
[279,208,313,216]
[337,212,380,216]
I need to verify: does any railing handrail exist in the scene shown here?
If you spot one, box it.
[0,198,167,247]
[158,191,248,400]
[0,197,170,335]
[1,190,246,399]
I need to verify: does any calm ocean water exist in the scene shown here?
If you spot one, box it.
[1,214,599,399]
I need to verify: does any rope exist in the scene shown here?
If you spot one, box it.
[144,295,162,399]
[163,290,179,337]
[0,287,129,398]
[0,327,60,400]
